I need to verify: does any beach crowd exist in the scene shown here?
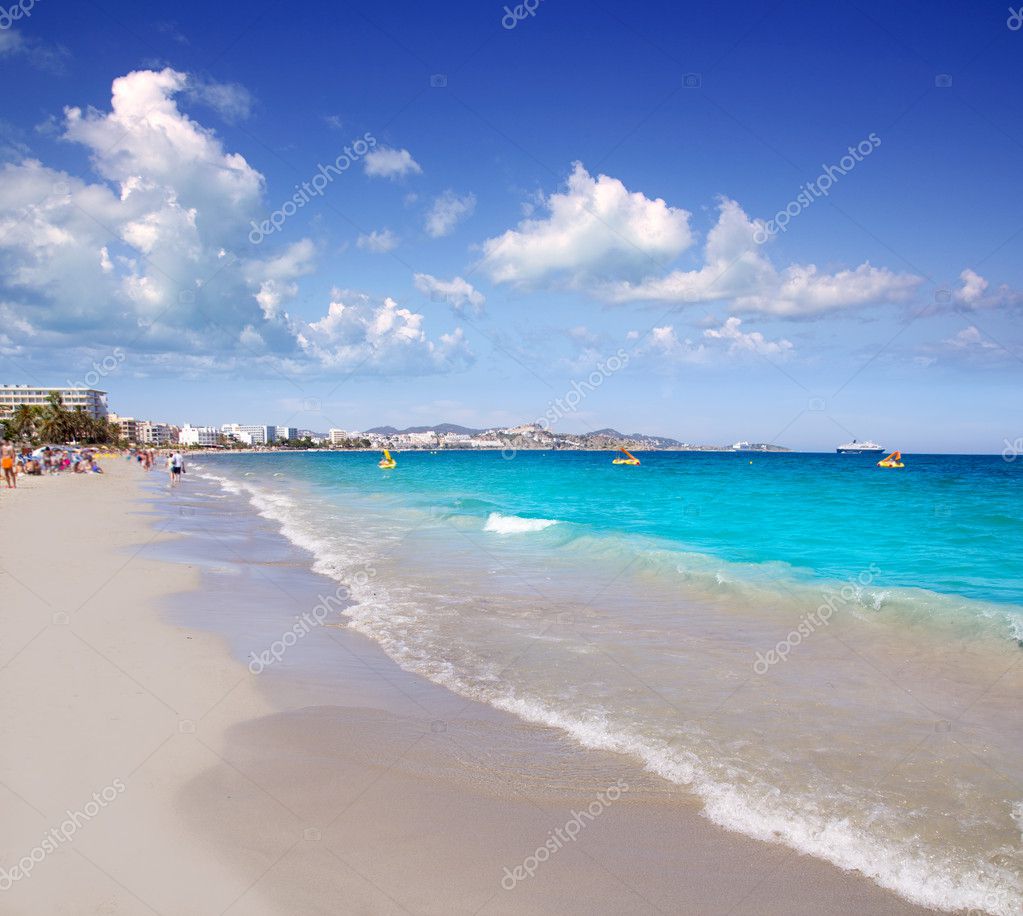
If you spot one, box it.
[1,441,188,489]
[1,440,108,486]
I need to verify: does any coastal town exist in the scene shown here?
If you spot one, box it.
[0,385,789,453]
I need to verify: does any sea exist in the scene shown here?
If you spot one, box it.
[187,449,1023,915]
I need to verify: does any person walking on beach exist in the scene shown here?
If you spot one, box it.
[169,450,185,487]
[1,440,16,489]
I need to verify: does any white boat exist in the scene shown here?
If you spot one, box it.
[836,439,884,454]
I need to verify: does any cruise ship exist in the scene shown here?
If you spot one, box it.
[836,439,884,454]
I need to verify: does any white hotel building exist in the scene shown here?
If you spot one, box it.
[179,425,220,447]
[328,428,366,445]
[0,386,108,420]
[222,423,277,445]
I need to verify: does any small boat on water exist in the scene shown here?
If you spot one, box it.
[837,439,884,454]
[612,448,640,466]
[378,449,396,469]
[877,450,904,468]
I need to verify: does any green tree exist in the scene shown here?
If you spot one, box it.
[2,404,44,443]
[38,392,74,443]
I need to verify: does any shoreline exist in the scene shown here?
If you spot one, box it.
[0,461,936,913]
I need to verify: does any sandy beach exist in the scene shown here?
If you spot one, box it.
[0,461,937,914]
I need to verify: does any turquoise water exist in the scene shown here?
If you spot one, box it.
[194,450,1023,915]
[212,450,1023,605]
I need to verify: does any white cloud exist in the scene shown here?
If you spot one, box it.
[0,70,465,378]
[954,268,987,305]
[480,162,693,286]
[950,268,1023,310]
[944,326,998,351]
[414,273,485,316]
[735,263,920,317]
[183,75,255,122]
[634,316,792,365]
[606,197,920,317]
[356,229,399,253]
[425,190,476,238]
[298,290,472,373]
[703,316,793,358]
[63,69,265,229]
[363,146,422,180]
[640,326,709,364]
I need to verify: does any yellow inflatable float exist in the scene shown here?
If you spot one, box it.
[612,448,640,466]
[877,450,904,469]
[378,449,396,469]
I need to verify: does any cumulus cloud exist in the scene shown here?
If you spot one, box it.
[356,228,399,253]
[481,167,920,317]
[636,317,792,364]
[605,197,920,317]
[950,268,1023,310]
[954,269,987,305]
[414,273,485,316]
[0,69,465,377]
[298,289,472,373]
[479,162,692,286]
[914,321,1013,367]
[425,190,476,238]
[639,326,709,364]
[703,316,793,357]
[363,146,422,180]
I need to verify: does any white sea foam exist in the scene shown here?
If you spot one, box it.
[483,512,558,534]
[429,683,1022,915]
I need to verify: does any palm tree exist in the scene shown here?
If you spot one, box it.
[38,391,79,443]
[2,404,44,444]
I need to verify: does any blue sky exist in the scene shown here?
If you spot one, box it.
[0,0,1021,451]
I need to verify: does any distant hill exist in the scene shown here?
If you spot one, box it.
[359,422,788,451]
[365,423,483,436]
[586,428,684,448]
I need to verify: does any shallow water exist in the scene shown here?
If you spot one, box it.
[191,450,1023,914]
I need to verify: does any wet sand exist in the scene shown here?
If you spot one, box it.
[0,461,935,913]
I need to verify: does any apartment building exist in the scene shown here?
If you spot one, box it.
[0,386,108,419]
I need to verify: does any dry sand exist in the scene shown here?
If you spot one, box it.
[0,461,936,914]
